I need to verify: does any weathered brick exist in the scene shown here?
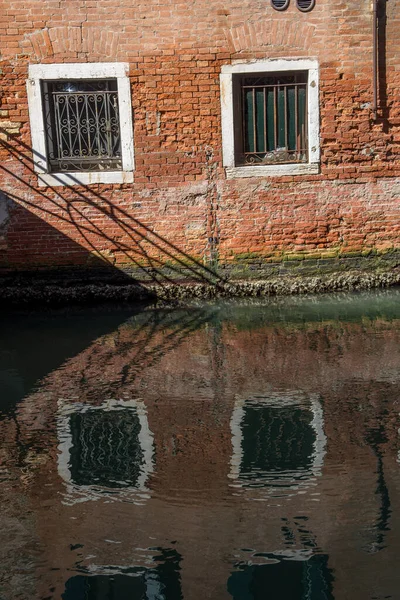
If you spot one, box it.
[0,0,399,273]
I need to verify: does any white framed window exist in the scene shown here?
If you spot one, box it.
[220,59,320,178]
[27,63,134,187]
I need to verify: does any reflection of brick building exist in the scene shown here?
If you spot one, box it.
[3,307,400,599]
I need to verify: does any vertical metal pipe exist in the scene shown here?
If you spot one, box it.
[284,85,288,150]
[295,84,299,154]
[372,0,378,120]
[274,86,278,149]
[263,87,267,153]
[252,87,256,153]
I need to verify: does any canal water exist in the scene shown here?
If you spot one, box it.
[1,289,400,600]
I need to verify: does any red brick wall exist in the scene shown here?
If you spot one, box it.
[1,0,399,271]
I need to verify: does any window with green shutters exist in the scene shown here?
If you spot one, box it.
[234,72,308,166]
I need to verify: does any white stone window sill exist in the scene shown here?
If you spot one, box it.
[37,170,134,187]
[225,163,320,179]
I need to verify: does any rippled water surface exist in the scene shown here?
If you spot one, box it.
[1,290,400,600]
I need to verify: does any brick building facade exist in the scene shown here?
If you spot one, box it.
[0,0,399,285]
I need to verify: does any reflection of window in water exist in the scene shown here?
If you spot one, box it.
[69,409,144,488]
[228,554,333,600]
[57,399,154,504]
[230,393,326,494]
[62,549,183,600]
[241,406,315,481]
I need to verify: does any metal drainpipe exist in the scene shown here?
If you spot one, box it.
[372,0,379,120]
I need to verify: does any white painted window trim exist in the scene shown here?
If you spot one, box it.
[220,59,320,179]
[229,391,326,499]
[27,63,134,187]
[57,398,154,505]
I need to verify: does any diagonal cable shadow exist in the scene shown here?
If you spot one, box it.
[78,305,215,400]
[0,130,225,288]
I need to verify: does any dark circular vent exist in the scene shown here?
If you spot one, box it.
[271,0,290,10]
[296,0,315,11]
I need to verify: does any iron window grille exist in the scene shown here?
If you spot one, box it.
[41,79,122,173]
[234,71,308,166]
[270,0,290,10]
[271,0,316,10]
[297,0,315,11]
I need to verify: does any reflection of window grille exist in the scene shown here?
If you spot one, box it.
[69,408,144,488]
[229,393,326,495]
[63,549,183,600]
[228,554,333,600]
[42,79,122,173]
[64,573,149,599]
[240,406,315,486]
[236,72,308,166]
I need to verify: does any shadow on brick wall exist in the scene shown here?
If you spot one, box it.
[0,192,124,274]
[0,131,223,289]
